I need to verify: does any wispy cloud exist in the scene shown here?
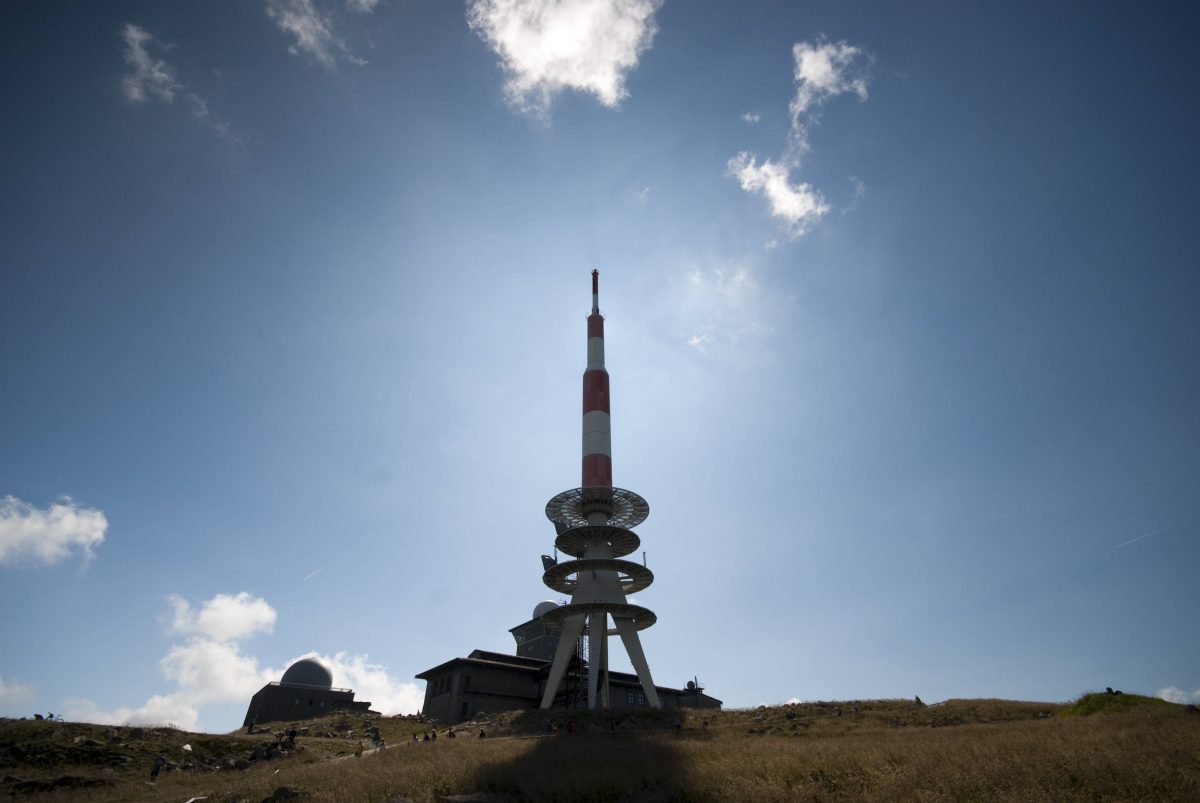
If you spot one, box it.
[344,0,380,12]
[266,0,345,67]
[0,495,107,567]
[466,0,663,118]
[677,259,784,353]
[728,36,870,239]
[741,112,760,124]
[120,23,179,104]
[841,175,866,214]
[118,24,246,145]
[789,38,869,139]
[635,185,651,205]
[726,152,829,236]
[1157,686,1200,705]
[0,675,34,707]
[65,591,420,730]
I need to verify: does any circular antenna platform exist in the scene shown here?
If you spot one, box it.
[554,525,641,558]
[541,601,657,632]
[545,486,649,529]
[543,558,654,595]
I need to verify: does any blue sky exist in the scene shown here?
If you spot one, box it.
[2,0,1198,732]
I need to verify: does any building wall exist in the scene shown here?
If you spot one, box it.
[417,654,722,722]
[243,684,369,726]
[510,619,562,661]
[421,663,542,724]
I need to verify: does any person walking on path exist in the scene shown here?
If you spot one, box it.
[150,754,166,781]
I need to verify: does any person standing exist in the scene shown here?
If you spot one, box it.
[150,754,166,781]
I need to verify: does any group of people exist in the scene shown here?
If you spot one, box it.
[411,727,487,742]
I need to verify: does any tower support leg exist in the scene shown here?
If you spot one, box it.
[600,620,610,708]
[615,617,660,708]
[540,614,585,709]
[587,613,602,709]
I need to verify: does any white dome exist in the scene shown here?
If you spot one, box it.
[533,600,559,620]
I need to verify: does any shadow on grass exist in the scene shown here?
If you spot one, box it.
[464,710,700,802]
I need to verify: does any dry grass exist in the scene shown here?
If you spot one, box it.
[3,695,1198,801]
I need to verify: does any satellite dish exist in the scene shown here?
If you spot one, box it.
[686,680,696,690]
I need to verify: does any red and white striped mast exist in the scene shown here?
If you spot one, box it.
[582,269,612,490]
[539,271,661,711]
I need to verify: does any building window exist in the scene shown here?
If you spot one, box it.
[464,675,471,691]
[461,701,469,717]
[309,699,314,706]
[627,690,635,706]
[638,691,646,706]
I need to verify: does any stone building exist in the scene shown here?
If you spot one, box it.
[243,658,373,727]
[415,603,721,724]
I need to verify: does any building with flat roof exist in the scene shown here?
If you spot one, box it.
[243,658,374,727]
[415,608,721,724]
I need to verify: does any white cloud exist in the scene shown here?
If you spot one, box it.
[785,696,801,704]
[726,152,829,236]
[790,38,869,126]
[64,693,201,731]
[635,185,651,204]
[1158,686,1200,704]
[466,0,663,116]
[344,0,380,12]
[119,23,179,103]
[311,652,424,714]
[0,675,34,707]
[67,592,419,730]
[168,591,277,642]
[161,639,272,704]
[266,0,344,67]
[0,495,107,567]
[741,112,760,124]
[728,37,869,239]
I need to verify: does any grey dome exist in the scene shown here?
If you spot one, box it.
[280,658,333,688]
[533,600,559,620]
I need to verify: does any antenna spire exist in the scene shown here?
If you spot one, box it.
[582,270,610,488]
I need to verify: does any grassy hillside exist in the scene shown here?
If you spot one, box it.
[2,694,1197,801]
